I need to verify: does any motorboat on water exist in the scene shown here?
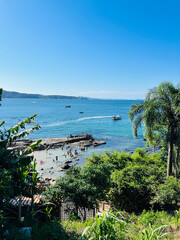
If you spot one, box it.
[64,105,71,108]
[112,115,121,120]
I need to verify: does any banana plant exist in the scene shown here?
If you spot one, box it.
[16,139,42,222]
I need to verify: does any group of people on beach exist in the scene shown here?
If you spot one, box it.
[55,143,79,160]
[65,145,79,158]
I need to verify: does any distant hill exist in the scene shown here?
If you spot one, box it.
[2,90,87,100]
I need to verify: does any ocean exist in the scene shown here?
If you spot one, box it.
[1,98,145,151]
[1,98,145,178]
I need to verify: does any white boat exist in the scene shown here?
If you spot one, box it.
[112,115,121,120]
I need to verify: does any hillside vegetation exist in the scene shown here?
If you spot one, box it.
[2,90,86,99]
[0,82,180,239]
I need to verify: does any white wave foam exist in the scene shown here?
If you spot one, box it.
[46,116,112,127]
[46,120,74,127]
[76,116,112,121]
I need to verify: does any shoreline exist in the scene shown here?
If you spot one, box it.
[7,134,107,184]
[8,134,106,151]
[8,135,151,186]
[29,135,106,185]
[8,134,148,184]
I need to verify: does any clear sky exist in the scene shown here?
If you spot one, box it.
[0,0,180,99]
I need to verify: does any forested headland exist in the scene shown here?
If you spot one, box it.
[2,90,86,100]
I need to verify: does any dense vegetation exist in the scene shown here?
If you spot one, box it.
[129,82,180,177]
[62,210,180,239]
[0,88,64,238]
[0,82,180,239]
[2,90,86,99]
[46,149,180,215]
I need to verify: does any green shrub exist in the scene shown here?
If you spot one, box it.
[81,211,126,240]
[62,218,93,239]
[138,210,172,228]
[140,224,170,240]
[31,219,68,240]
[152,177,180,210]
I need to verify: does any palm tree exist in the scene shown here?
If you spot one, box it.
[174,122,180,177]
[129,82,180,177]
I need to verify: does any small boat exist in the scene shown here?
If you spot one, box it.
[64,105,71,108]
[112,115,121,120]
[79,112,84,114]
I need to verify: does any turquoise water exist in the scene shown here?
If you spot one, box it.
[1,98,146,178]
[1,98,145,152]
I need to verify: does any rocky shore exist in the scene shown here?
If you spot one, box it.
[8,134,106,151]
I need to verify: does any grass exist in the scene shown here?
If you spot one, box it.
[61,210,180,240]
[5,210,179,239]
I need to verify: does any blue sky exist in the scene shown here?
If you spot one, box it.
[0,0,180,99]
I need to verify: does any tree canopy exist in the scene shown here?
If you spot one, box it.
[128,82,180,177]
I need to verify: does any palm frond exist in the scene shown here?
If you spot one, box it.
[128,102,145,122]
[132,114,144,138]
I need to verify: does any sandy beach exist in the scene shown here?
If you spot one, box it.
[8,134,106,183]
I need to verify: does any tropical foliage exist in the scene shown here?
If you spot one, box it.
[45,167,97,220]
[81,211,126,240]
[128,82,180,177]
[62,210,178,240]
[1,81,180,239]
[46,148,180,214]
[0,89,42,236]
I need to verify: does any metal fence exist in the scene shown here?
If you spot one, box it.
[59,200,96,221]
[59,200,111,221]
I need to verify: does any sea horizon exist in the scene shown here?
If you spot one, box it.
[2,89,144,101]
